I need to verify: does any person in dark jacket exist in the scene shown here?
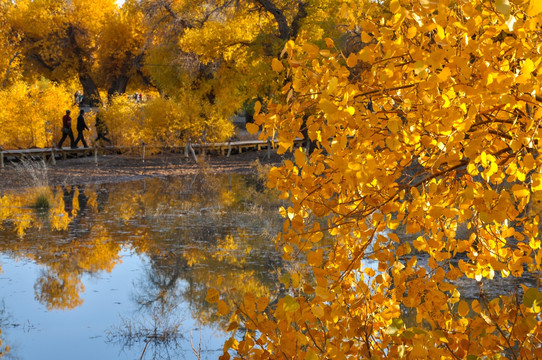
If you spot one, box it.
[57,110,75,149]
[95,111,112,144]
[74,109,89,148]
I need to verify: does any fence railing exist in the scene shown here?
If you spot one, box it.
[0,138,306,168]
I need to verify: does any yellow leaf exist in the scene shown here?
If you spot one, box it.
[303,43,320,58]
[320,49,331,57]
[524,153,536,170]
[246,122,259,134]
[257,297,269,312]
[522,58,535,75]
[361,31,372,43]
[206,288,220,304]
[272,58,284,72]
[307,249,323,266]
[420,0,438,8]
[386,136,401,150]
[283,295,300,312]
[315,286,333,301]
[532,174,542,191]
[411,342,428,357]
[528,0,542,16]
[512,184,530,198]
[294,148,306,167]
[226,321,238,331]
[436,25,445,41]
[244,293,256,315]
[457,300,470,317]
[406,27,417,39]
[306,349,319,360]
[217,300,230,315]
[311,305,324,319]
[346,53,358,67]
[389,0,401,13]
[254,101,261,115]
[510,139,522,152]
[387,118,401,134]
[495,0,511,16]
[319,99,338,115]
[414,61,425,75]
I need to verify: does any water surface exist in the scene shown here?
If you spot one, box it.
[0,175,285,359]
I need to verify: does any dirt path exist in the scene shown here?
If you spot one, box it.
[0,150,289,190]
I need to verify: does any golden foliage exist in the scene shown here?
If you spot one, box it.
[212,0,542,359]
[100,94,234,147]
[0,80,74,149]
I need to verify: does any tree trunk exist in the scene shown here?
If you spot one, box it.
[255,0,308,41]
[107,75,130,100]
[255,0,291,40]
[79,73,102,107]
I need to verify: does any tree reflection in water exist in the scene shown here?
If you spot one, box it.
[106,313,185,360]
[0,173,286,357]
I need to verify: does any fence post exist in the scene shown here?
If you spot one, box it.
[0,150,3,169]
[267,139,272,160]
[188,142,197,162]
[141,141,146,161]
[227,142,232,157]
[51,149,56,165]
[94,146,98,165]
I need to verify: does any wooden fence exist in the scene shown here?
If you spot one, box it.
[0,138,306,168]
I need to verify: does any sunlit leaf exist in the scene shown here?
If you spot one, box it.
[282,295,300,312]
[272,58,284,72]
[495,0,511,16]
[246,122,259,134]
[206,288,220,304]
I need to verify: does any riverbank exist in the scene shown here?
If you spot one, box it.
[0,150,289,190]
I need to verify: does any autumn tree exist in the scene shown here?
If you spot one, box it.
[0,79,74,149]
[8,0,121,105]
[96,0,149,98]
[0,0,21,88]
[209,0,542,359]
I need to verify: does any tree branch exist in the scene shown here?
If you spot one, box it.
[2,51,20,88]
[253,0,291,40]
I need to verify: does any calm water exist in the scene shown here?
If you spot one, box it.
[0,175,285,360]
[1,173,539,359]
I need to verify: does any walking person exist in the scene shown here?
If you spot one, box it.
[74,109,89,148]
[57,110,75,149]
[95,111,112,144]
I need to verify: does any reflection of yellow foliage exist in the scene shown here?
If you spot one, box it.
[31,224,122,310]
[0,191,41,237]
[221,190,235,208]
[183,248,208,267]
[129,230,152,255]
[49,188,71,231]
[1,177,282,322]
[181,228,277,328]
[74,226,121,273]
[85,188,98,211]
[215,235,251,266]
[72,187,80,216]
[34,272,84,311]
[0,186,80,236]
[0,328,8,357]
